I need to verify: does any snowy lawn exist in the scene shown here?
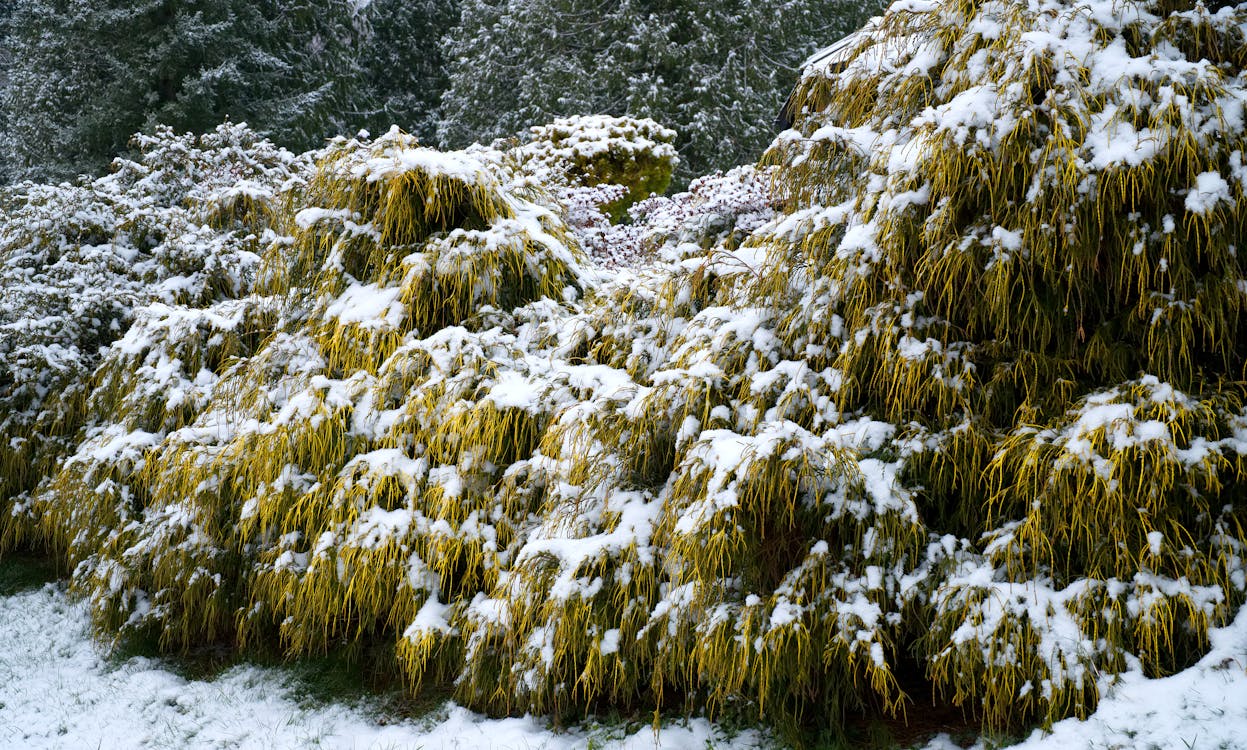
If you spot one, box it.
[0,583,767,750]
[1,578,1244,749]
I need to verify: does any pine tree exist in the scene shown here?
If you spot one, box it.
[353,0,459,143]
[0,4,12,183]
[439,0,882,181]
[0,0,359,181]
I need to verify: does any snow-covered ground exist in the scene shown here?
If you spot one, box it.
[0,584,767,750]
[1,582,1245,749]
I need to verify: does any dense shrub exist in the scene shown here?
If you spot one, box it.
[0,123,303,545]
[511,115,679,222]
[2,0,1246,739]
[763,0,1247,729]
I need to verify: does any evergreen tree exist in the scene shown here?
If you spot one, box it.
[0,0,359,181]
[354,0,459,143]
[0,4,13,183]
[438,0,882,181]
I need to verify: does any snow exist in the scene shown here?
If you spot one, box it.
[1083,116,1162,170]
[515,116,679,177]
[355,137,494,187]
[800,17,881,72]
[324,283,405,328]
[0,584,770,750]
[565,165,776,270]
[295,207,354,230]
[1186,171,1232,215]
[3,6,1247,744]
[599,628,622,656]
[938,604,1247,750]
[405,597,454,637]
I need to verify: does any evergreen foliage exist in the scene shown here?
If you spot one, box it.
[510,115,679,221]
[353,0,460,143]
[0,4,12,183]
[438,0,882,181]
[764,0,1247,730]
[0,123,304,547]
[0,0,359,181]
[1,0,1246,743]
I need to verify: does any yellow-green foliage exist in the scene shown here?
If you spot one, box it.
[651,427,922,723]
[10,6,1247,739]
[224,130,587,667]
[30,299,281,646]
[762,0,1247,731]
[512,115,679,221]
[0,384,88,551]
[29,127,592,665]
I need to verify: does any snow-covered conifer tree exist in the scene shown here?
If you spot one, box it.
[0,0,359,180]
[0,6,11,183]
[353,0,459,143]
[439,0,880,181]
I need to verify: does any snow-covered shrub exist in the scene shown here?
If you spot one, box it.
[511,115,678,221]
[629,166,777,258]
[762,0,1247,730]
[7,0,1247,736]
[0,123,302,547]
[14,114,819,725]
[567,165,777,269]
[552,182,636,266]
[504,122,771,270]
[34,127,596,657]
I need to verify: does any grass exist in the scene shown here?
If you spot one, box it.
[104,627,454,723]
[0,550,59,596]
